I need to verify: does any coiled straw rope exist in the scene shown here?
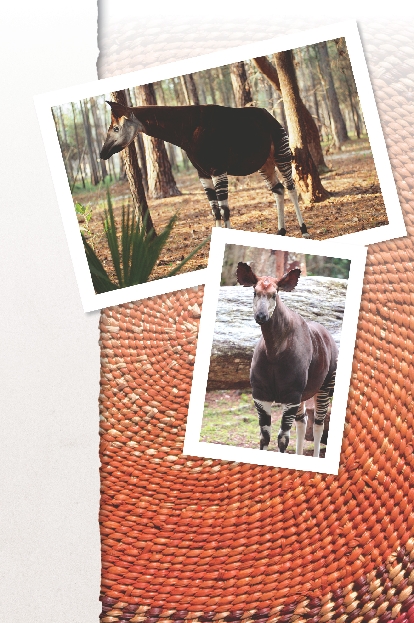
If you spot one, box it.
[98,20,414,622]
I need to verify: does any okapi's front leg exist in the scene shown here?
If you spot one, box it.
[198,176,222,227]
[313,370,336,457]
[253,399,272,450]
[274,132,310,238]
[278,401,302,453]
[295,402,307,455]
[212,173,231,228]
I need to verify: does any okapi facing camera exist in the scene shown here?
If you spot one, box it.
[236,262,338,457]
[100,101,310,237]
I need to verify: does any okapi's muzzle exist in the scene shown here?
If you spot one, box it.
[100,101,143,160]
[255,311,271,325]
[254,295,276,325]
[100,139,124,160]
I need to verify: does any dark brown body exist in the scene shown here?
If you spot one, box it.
[250,302,338,405]
[100,104,286,178]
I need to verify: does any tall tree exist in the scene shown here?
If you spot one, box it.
[134,84,181,199]
[89,97,108,181]
[335,38,364,138]
[317,42,349,148]
[153,83,179,173]
[186,74,200,105]
[230,61,253,107]
[80,100,100,186]
[171,78,192,170]
[71,102,86,188]
[273,51,329,203]
[110,90,155,234]
[253,55,328,172]
[124,89,149,193]
[179,75,191,104]
[57,106,75,186]
[216,67,230,106]
[205,70,218,105]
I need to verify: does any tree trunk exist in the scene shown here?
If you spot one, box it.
[253,55,329,172]
[194,74,207,105]
[317,42,349,149]
[206,70,217,105]
[179,75,191,104]
[230,62,253,107]
[57,106,75,186]
[216,67,230,107]
[273,51,330,203]
[186,74,200,105]
[110,90,155,235]
[89,97,108,181]
[135,84,181,199]
[80,100,100,186]
[71,102,86,188]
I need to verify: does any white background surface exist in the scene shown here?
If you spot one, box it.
[1,2,414,621]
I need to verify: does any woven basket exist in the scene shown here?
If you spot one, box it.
[98,20,414,623]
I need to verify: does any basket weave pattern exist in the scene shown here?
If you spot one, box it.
[98,22,414,623]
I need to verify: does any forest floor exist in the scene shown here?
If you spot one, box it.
[76,138,387,286]
[201,389,325,457]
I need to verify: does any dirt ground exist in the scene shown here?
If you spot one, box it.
[201,389,326,457]
[76,139,387,285]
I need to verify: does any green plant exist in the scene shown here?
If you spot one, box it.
[81,186,210,294]
[75,201,93,237]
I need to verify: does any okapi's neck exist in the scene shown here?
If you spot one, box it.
[260,297,294,360]
[131,106,199,148]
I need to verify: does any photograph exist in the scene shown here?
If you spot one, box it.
[34,21,405,312]
[184,228,367,474]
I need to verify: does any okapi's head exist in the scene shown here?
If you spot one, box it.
[236,262,300,325]
[100,101,145,160]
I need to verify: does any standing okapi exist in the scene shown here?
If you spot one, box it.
[236,262,338,457]
[100,102,310,237]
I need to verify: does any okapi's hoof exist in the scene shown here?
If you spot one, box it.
[300,223,310,238]
[278,432,289,453]
[277,228,287,236]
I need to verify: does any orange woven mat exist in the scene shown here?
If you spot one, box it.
[98,22,414,623]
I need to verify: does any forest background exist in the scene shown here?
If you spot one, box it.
[53,37,387,290]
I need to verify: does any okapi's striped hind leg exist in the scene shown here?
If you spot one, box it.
[198,176,222,227]
[278,401,302,452]
[274,131,310,238]
[253,399,272,450]
[258,157,287,236]
[212,173,231,228]
[313,369,336,457]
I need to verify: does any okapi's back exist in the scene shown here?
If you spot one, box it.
[189,106,285,177]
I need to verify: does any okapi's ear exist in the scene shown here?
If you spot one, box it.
[236,262,258,287]
[277,268,301,292]
[106,100,131,119]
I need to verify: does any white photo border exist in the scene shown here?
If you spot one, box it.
[34,20,403,312]
[183,227,367,475]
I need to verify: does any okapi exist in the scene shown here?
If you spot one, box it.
[100,101,310,237]
[236,262,337,457]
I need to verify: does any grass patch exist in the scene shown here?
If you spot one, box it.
[201,389,325,456]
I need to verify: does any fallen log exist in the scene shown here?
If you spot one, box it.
[206,276,347,391]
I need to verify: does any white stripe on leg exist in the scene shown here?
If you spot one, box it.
[295,403,307,455]
[313,423,324,457]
